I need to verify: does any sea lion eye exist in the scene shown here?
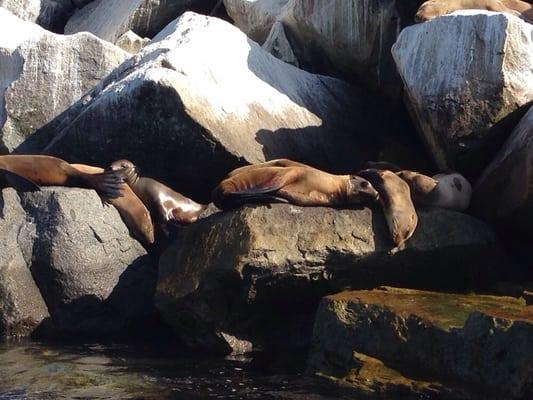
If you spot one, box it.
[360,181,369,188]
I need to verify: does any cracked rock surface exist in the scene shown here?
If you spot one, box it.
[0,187,157,338]
[156,204,504,353]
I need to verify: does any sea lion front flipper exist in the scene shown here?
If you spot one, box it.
[213,167,299,209]
[0,168,40,192]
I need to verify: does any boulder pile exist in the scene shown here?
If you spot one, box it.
[0,1,531,398]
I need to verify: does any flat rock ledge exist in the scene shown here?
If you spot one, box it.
[308,287,533,399]
[156,204,504,353]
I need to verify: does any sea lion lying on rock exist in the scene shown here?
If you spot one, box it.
[358,169,418,248]
[415,0,533,23]
[109,160,207,233]
[213,159,379,209]
[397,170,472,211]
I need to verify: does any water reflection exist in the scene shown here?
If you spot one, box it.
[0,341,345,399]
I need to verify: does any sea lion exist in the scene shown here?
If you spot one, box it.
[358,169,418,248]
[227,159,310,177]
[109,160,207,229]
[396,170,472,211]
[0,155,122,198]
[213,163,379,209]
[70,164,155,245]
[415,0,533,23]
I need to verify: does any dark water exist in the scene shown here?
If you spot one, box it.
[0,341,347,400]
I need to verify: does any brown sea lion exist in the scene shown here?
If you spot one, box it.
[396,170,472,211]
[358,169,418,248]
[213,163,379,209]
[415,0,533,23]
[0,155,122,198]
[109,160,207,229]
[70,164,155,245]
[228,159,310,177]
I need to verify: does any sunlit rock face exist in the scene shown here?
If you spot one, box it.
[0,0,75,32]
[309,287,533,399]
[0,187,157,339]
[473,105,533,233]
[43,12,388,201]
[0,8,128,154]
[156,204,503,353]
[393,11,533,178]
[224,0,290,44]
[64,0,218,43]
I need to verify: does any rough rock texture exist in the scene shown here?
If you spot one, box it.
[42,12,388,201]
[0,8,129,154]
[392,11,533,178]
[278,0,425,97]
[18,187,157,336]
[0,0,75,32]
[65,0,218,43]
[115,30,150,53]
[473,105,533,233]
[223,0,290,44]
[0,189,49,338]
[309,287,533,399]
[156,204,503,353]
[262,21,298,67]
[0,187,158,339]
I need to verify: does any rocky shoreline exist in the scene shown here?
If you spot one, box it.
[0,1,532,399]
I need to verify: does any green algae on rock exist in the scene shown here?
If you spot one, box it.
[309,287,533,399]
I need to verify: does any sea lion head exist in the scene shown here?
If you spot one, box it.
[346,175,379,204]
[109,159,140,186]
[415,1,447,22]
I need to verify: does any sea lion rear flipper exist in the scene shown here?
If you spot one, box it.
[85,169,125,199]
[0,169,40,192]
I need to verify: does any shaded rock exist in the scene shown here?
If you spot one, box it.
[278,0,425,97]
[392,11,533,178]
[72,0,94,7]
[156,204,503,353]
[262,21,298,67]
[116,30,150,53]
[223,0,290,44]
[0,8,128,153]
[65,0,218,43]
[0,189,49,338]
[309,287,533,399]
[472,105,533,233]
[13,187,157,337]
[0,0,75,32]
[42,12,387,201]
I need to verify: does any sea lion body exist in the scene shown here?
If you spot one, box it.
[213,161,379,209]
[358,169,418,248]
[415,0,532,23]
[0,155,122,198]
[397,170,472,211]
[109,160,206,228]
[71,163,155,245]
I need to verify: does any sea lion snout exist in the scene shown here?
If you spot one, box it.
[347,176,379,203]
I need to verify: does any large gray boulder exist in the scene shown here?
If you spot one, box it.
[0,187,157,339]
[42,12,387,201]
[392,11,533,178]
[0,0,74,32]
[0,8,129,153]
[276,0,424,97]
[309,287,533,399]
[65,0,218,43]
[18,187,157,336]
[223,0,290,44]
[156,204,504,353]
[0,189,49,338]
[473,105,533,233]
